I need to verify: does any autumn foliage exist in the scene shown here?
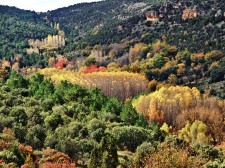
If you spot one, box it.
[83,64,107,74]
[0,127,76,168]
[38,68,148,100]
[0,68,8,79]
[139,143,204,168]
[55,58,67,69]
[40,152,76,168]
[0,139,10,150]
[133,86,225,143]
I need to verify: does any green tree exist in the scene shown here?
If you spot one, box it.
[9,106,27,126]
[25,124,46,149]
[100,135,118,168]
[44,112,64,130]
[84,57,96,66]
[29,73,54,99]
[111,126,151,152]
[6,71,28,90]
[88,134,118,168]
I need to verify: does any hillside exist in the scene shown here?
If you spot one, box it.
[0,0,224,59]
[45,0,167,42]
[0,6,56,59]
[1,0,225,167]
[45,0,225,53]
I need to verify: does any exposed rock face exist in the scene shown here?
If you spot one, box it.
[182,8,198,20]
[146,11,159,21]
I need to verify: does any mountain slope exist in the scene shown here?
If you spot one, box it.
[45,0,225,53]
[0,0,224,59]
[0,5,56,59]
[45,0,167,41]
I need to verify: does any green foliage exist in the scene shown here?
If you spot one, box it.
[41,99,55,111]
[209,69,225,83]
[205,160,225,168]
[6,71,28,90]
[25,124,46,149]
[0,6,56,59]
[179,121,209,146]
[29,72,54,99]
[120,101,148,127]
[151,53,165,69]
[88,134,118,168]
[0,150,20,164]
[0,72,148,166]
[47,0,224,54]
[191,145,224,167]
[133,142,155,166]
[1,68,225,167]
[102,97,123,115]
[84,57,96,66]
[44,112,64,130]
[111,126,152,152]
[9,106,27,126]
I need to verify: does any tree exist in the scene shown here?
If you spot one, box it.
[29,72,54,99]
[88,146,101,168]
[111,126,150,152]
[6,71,28,90]
[179,120,208,145]
[151,53,165,69]
[9,106,27,126]
[120,102,140,125]
[160,122,172,134]
[44,112,64,130]
[0,68,9,79]
[55,58,67,69]
[25,124,46,149]
[29,72,44,95]
[100,135,118,168]
[84,57,96,66]
[205,50,223,62]
[88,134,118,168]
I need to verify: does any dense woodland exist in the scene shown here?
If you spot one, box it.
[1,71,225,167]
[0,0,225,167]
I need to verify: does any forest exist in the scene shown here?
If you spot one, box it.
[1,70,225,167]
[0,0,225,167]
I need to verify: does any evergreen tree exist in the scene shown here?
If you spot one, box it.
[88,133,118,168]
[100,134,118,168]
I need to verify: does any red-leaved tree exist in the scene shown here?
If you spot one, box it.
[55,58,67,69]
[83,64,107,74]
